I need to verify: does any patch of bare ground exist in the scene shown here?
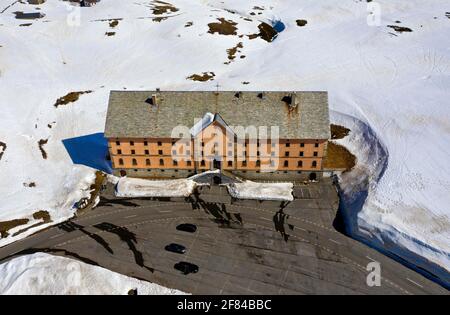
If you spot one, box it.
[19,23,32,27]
[387,25,413,33]
[11,211,53,237]
[76,171,106,214]
[208,18,237,36]
[151,0,179,15]
[446,12,450,19]
[27,0,46,4]
[0,141,6,160]
[54,90,92,108]
[33,210,51,223]
[185,21,193,27]
[187,72,215,82]
[296,19,307,27]
[225,42,243,64]
[248,22,278,42]
[331,124,351,140]
[323,142,356,172]
[13,11,45,20]
[105,31,115,36]
[109,19,119,28]
[23,182,36,187]
[0,219,29,238]
[242,81,250,85]
[38,138,48,159]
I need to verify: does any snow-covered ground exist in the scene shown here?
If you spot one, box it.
[0,0,449,285]
[227,181,293,201]
[0,253,186,295]
[115,176,196,197]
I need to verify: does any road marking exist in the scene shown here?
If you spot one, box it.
[366,256,377,262]
[49,233,64,240]
[296,227,307,232]
[329,238,341,245]
[125,214,137,219]
[406,278,423,288]
[259,217,272,222]
[159,210,172,213]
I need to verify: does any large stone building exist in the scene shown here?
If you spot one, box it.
[104,90,330,181]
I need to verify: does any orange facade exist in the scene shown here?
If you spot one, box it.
[109,122,327,175]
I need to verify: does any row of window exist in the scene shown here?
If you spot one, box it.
[115,149,320,157]
[115,140,320,148]
[117,158,318,168]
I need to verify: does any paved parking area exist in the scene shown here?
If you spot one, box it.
[0,177,446,294]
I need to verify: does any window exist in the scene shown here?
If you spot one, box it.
[297,161,303,167]
[200,160,205,167]
[145,149,149,155]
[228,142,232,147]
[270,160,275,167]
[131,150,135,154]
[228,161,233,167]
[130,141,134,146]
[286,143,290,148]
[158,141,162,146]
[118,158,124,165]
[201,142,205,147]
[116,141,120,145]
[172,150,177,155]
[228,151,233,156]
[144,141,148,146]
[242,160,247,167]
[146,159,151,166]
[173,159,178,166]
[132,158,137,166]
[256,160,261,167]
[313,151,318,157]
[159,159,164,166]
[186,150,191,155]
[187,161,192,166]
[117,149,122,154]
[158,150,163,155]
[299,151,304,157]
[285,152,289,157]
[312,161,317,168]
[271,152,275,157]
[257,151,260,156]
[300,143,305,147]
[284,160,289,167]
[271,143,276,148]
[172,141,175,146]
[315,143,319,148]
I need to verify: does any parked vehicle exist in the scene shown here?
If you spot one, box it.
[165,243,186,254]
[176,223,197,233]
[174,262,199,275]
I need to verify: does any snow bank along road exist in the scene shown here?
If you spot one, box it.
[0,179,446,294]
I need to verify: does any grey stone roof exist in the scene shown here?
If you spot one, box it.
[104,91,330,139]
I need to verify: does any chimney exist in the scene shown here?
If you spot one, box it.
[290,92,296,106]
[151,94,158,106]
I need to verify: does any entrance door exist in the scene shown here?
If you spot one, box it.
[213,159,221,170]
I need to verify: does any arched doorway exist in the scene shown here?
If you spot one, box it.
[120,170,127,177]
[309,172,317,181]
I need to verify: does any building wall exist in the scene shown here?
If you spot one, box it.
[108,130,327,178]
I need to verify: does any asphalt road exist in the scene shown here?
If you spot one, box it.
[0,178,447,294]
